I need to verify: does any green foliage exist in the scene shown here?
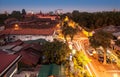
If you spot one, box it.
[74,51,90,67]
[72,51,90,77]
[115,40,120,46]
[63,11,120,30]
[61,21,79,42]
[22,9,26,15]
[89,30,113,48]
[89,30,113,64]
[42,39,71,64]
[0,14,9,24]
[10,10,22,20]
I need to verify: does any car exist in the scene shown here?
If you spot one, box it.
[98,55,112,63]
[98,55,104,63]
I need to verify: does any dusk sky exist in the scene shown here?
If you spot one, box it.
[0,0,120,13]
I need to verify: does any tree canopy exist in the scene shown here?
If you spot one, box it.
[22,9,26,15]
[42,39,71,64]
[89,30,113,64]
[0,14,9,25]
[89,30,113,48]
[61,11,120,30]
[10,11,22,20]
[61,17,79,42]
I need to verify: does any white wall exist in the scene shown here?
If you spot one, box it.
[9,35,54,42]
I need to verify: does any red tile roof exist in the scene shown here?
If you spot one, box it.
[0,28,55,35]
[0,54,21,76]
[0,41,41,66]
[19,50,39,65]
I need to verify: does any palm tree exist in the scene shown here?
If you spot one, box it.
[89,30,113,64]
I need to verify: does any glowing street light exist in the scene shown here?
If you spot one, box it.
[14,24,19,30]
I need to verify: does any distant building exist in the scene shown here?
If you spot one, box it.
[55,9,63,15]
[36,14,57,20]
[0,53,21,77]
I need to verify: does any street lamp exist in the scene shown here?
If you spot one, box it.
[14,24,19,30]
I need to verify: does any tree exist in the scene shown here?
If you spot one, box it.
[10,10,22,20]
[70,11,120,30]
[89,30,113,64]
[42,39,71,64]
[68,25,78,41]
[61,20,79,42]
[61,21,69,42]
[22,9,26,15]
[72,10,80,22]
[72,51,90,77]
[49,11,54,15]
[115,40,120,47]
[0,14,8,24]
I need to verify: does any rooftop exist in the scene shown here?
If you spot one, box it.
[0,28,55,35]
[0,40,41,66]
[38,64,65,77]
[0,54,21,76]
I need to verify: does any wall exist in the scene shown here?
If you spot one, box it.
[8,35,54,42]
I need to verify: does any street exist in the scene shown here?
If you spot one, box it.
[72,38,120,77]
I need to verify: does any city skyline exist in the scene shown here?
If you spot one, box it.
[0,0,120,13]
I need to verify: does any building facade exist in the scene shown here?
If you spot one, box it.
[0,28,56,42]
